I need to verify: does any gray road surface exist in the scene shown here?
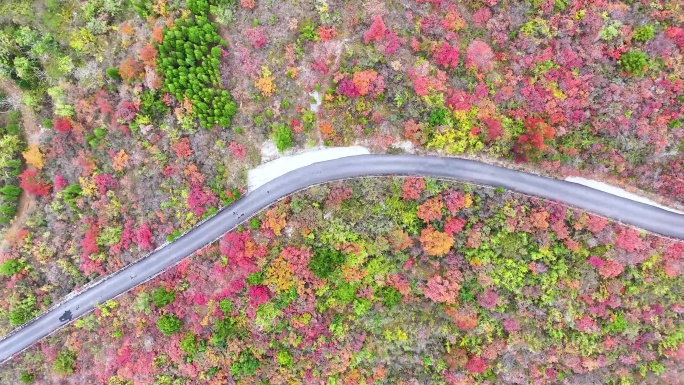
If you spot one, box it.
[1,154,683,364]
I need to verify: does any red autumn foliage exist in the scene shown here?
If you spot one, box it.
[382,30,405,54]
[587,256,604,269]
[317,26,337,42]
[116,100,138,122]
[228,141,246,159]
[336,78,360,98]
[135,223,154,251]
[19,168,52,196]
[656,157,684,202]
[407,70,429,96]
[404,119,426,145]
[515,117,555,158]
[187,186,217,217]
[53,117,72,133]
[94,90,113,115]
[575,314,599,334]
[665,242,684,262]
[172,137,194,158]
[465,39,494,73]
[93,173,118,195]
[465,356,488,374]
[447,305,478,329]
[152,26,164,44]
[598,259,625,278]
[614,228,644,252]
[244,27,267,49]
[444,217,466,236]
[119,57,144,81]
[502,318,521,333]
[138,44,158,65]
[240,0,255,9]
[53,174,68,191]
[443,190,466,213]
[401,177,425,200]
[325,186,353,210]
[81,223,100,256]
[424,272,461,303]
[587,215,609,233]
[666,26,684,49]
[472,6,492,28]
[433,42,459,69]
[364,16,386,44]
[482,117,503,142]
[248,285,271,308]
[219,231,266,274]
[477,290,499,310]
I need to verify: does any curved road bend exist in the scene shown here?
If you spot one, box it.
[2,154,684,363]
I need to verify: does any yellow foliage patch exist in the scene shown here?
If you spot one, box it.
[79,176,98,197]
[264,257,295,293]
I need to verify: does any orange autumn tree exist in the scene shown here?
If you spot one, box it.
[319,121,334,139]
[261,207,287,236]
[417,196,444,222]
[119,57,144,81]
[22,145,45,169]
[138,44,158,67]
[112,149,129,172]
[419,226,454,256]
[352,70,378,96]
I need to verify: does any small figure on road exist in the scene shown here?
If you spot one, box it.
[59,310,72,322]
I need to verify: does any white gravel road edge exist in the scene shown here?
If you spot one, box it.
[248,146,371,191]
[565,177,684,214]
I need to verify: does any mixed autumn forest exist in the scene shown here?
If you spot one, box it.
[0,0,683,383]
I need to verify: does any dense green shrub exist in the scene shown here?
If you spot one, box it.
[428,107,449,126]
[157,314,182,335]
[246,271,264,286]
[0,204,18,224]
[138,91,170,122]
[0,121,24,226]
[180,333,198,356]
[299,20,319,41]
[19,371,35,383]
[0,25,56,90]
[0,184,22,202]
[52,350,76,375]
[272,123,293,152]
[218,299,233,315]
[619,50,649,75]
[151,287,176,308]
[277,350,293,368]
[8,295,36,326]
[633,24,655,42]
[0,258,23,275]
[211,316,238,346]
[61,183,82,209]
[157,14,237,129]
[308,247,346,278]
[379,286,402,308]
[230,350,260,377]
[9,306,33,326]
[105,67,121,80]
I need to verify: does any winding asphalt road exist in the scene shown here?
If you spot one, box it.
[1,154,684,364]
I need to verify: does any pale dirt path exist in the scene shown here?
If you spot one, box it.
[0,81,43,252]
